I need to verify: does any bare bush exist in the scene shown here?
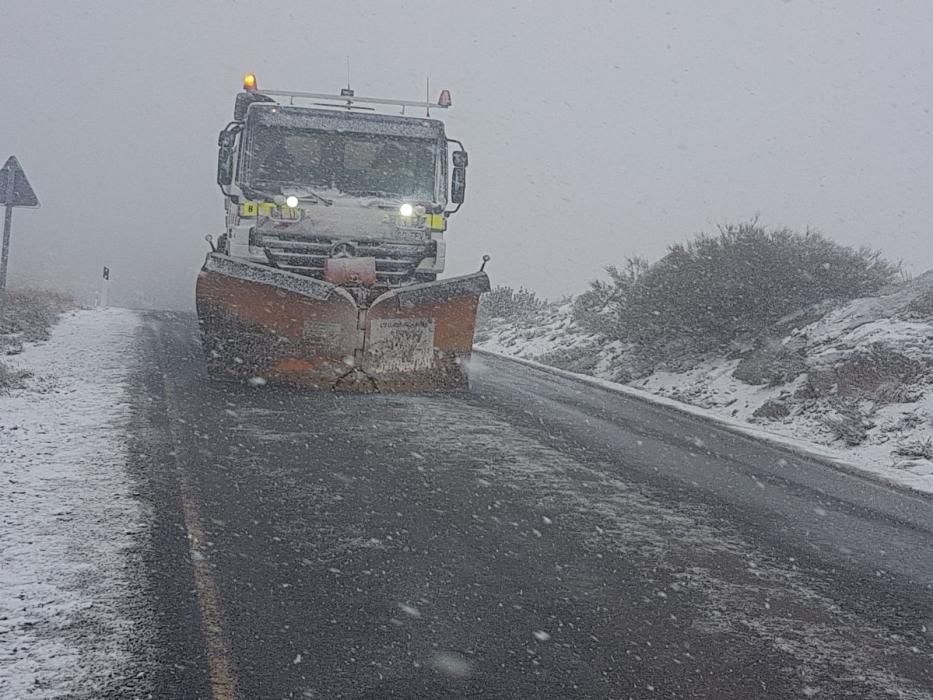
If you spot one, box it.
[822,402,874,447]
[893,411,927,432]
[893,437,933,461]
[904,289,933,320]
[873,381,923,405]
[0,288,75,342]
[0,360,31,391]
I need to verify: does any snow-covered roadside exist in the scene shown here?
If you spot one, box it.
[475,348,933,496]
[475,277,933,496]
[0,309,150,698]
[632,352,933,484]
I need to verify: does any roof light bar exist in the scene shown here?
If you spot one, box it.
[259,88,452,111]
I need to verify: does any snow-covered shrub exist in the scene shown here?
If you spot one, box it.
[477,285,548,328]
[801,345,929,410]
[598,223,898,356]
[829,345,929,399]
[732,337,807,386]
[752,398,791,419]
[873,381,923,405]
[536,343,604,375]
[572,257,649,335]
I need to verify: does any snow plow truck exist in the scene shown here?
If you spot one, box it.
[196,74,489,391]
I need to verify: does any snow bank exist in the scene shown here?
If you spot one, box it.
[0,309,150,698]
[476,277,933,495]
[475,302,600,361]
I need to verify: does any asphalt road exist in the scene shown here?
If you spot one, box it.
[126,312,933,699]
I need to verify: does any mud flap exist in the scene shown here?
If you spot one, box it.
[195,253,489,391]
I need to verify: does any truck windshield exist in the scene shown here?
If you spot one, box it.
[244,126,437,200]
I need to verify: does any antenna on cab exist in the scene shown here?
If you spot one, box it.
[341,57,355,109]
[425,76,431,117]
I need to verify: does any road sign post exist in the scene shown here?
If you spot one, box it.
[1,206,12,293]
[0,156,40,292]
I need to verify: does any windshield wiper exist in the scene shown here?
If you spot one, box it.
[242,184,334,206]
[278,183,333,206]
[344,190,398,199]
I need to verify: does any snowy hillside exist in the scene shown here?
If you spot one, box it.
[476,272,933,489]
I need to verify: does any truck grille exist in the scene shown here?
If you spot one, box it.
[257,232,431,283]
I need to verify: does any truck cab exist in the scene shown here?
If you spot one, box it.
[215,77,468,287]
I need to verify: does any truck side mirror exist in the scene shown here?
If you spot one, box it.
[451,150,468,204]
[217,126,239,187]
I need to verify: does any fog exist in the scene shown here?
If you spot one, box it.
[1,0,931,309]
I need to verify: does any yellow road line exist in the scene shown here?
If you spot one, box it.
[157,329,238,700]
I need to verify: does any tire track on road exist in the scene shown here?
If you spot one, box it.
[154,324,239,700]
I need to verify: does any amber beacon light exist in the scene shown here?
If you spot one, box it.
[243,73,258,91]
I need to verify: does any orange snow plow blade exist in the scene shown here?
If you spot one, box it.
[195,253,489,391]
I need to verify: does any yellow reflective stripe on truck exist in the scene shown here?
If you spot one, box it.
[238,201,278,217]
[239,201,301,219]
[241,202,444,229]
[427,213,445,231]
[239,201,260,217]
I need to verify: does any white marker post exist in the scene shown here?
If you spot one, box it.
[100,266,109,308]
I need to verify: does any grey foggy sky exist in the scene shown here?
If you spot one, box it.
[1,0,931,309]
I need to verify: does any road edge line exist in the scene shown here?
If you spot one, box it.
[472,347,933,500]
[156,328,238,700]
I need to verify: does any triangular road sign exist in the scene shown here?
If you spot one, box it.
[0,156,39,208]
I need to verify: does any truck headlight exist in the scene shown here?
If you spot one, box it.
[285,195,299,209]
[399,203,414,217]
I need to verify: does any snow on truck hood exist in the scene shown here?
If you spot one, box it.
[248,104,446,139]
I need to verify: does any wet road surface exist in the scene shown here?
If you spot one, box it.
[126,312,933,699]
